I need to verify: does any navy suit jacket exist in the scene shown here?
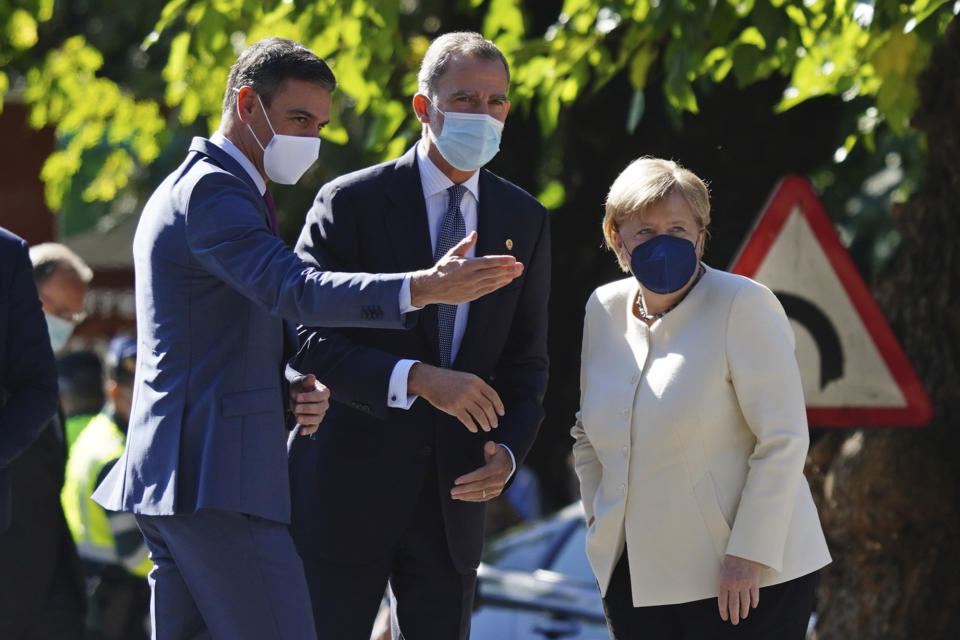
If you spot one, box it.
[0,227,59,533]
[288,145,550,571]
[94,137,416,524]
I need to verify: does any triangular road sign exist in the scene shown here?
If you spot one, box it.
[729,176,932,427]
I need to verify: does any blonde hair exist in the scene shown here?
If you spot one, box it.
[602,157,711,271]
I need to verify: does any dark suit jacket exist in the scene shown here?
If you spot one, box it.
[0,228,84,634]
[93,137,416,525]
[0,227,59,532]
[288,145,550,572]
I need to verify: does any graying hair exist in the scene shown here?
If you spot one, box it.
[417,32,510,98]
[29,243,93,285]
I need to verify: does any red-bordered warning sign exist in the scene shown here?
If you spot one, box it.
[730,176,932,427]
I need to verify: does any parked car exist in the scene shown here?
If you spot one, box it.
[471,502,608,639]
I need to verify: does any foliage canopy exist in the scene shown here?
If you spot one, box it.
[1,0,955,217]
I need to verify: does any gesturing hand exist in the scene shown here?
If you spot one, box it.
[450,441,512,502]
[409,232,523,307]
[717,554,764,625]
[289,374,330,436]
[407,363,504,433]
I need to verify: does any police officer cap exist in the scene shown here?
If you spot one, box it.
[106,335,137,383]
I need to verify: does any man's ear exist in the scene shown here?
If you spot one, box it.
[236,86,257,123]
[412,94,431,124]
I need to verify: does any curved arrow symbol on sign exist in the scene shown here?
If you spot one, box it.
[774,291,844,390]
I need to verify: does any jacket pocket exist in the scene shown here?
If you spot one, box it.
[693,472,732,559]
[220,387,278,418]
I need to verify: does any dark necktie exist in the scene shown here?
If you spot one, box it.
[263,189,279,236]
[434,184,467,368]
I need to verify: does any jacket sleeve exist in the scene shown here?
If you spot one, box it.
[487,211,551,468]
[0,237,59,467]
[570,294,601,525]
[184,171,414,330]
[724,282,809,572]
[289,182,405,420]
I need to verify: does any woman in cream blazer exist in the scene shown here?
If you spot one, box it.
[572,158,831,639]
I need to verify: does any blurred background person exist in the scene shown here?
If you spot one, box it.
[571,158,830,639]
[57,350,106,448]
[63,335,151,640]
[0,242,89,639]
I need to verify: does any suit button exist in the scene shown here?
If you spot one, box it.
[618,484,626,496]
[621,446,628,458]
[421,445,433,458]
[621,409,629,420]
[629,374,639,385]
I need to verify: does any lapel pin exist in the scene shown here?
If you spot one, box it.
[505,238,514,250]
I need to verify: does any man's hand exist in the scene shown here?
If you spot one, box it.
[717,554,764,625]
[408,363,503,433]
[289,374,330,436]
[450,441,512,502]
[409,231,523,307]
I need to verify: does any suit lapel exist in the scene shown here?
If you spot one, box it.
[453,170,507,369]
[381,146,441,364]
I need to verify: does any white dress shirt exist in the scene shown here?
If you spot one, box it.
[385,144,515,475]
[387,144,479,409]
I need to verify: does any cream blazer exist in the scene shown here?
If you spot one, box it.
[571,267,831,607]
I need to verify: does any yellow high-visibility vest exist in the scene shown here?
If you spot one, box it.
[62,413,152,577]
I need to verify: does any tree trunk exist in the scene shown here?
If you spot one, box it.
[810,15,960,640]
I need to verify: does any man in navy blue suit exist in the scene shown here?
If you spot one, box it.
[288,32,550,639]
[92,37,521,640]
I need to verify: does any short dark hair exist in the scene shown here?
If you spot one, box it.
[222,37,336,114]
[417,32,510,98]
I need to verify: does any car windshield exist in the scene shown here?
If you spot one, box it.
[546,524,595,586]
[483,503,596,586]
[483,516,572,571]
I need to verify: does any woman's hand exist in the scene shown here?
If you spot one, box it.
[717,554,764,625]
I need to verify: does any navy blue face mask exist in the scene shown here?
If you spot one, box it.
[629,234,699,294]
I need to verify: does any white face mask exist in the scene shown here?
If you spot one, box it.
[45,313,75,354]
[428,101,504,172]
[246,94,321,185]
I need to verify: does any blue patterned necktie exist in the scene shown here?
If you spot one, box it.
[434,184,467,368]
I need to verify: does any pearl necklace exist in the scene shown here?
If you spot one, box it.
[635,265,705,322]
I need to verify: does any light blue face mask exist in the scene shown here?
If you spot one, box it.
[45,312,75,353]
[429,101,504,172]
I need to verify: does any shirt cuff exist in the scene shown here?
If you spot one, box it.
[387,359,420,409]
[399,274,423,313]
[497,444,517,481]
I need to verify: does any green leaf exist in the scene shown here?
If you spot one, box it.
[537,179,566,210]
[628,44,657,89]
[8,9,39,49]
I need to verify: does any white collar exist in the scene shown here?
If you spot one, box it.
[415,142,480,202]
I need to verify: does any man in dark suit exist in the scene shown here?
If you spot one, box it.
[0,239,88,639]
[92,37,521,640]
[0,228,58,534]
[288,31,550,640]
